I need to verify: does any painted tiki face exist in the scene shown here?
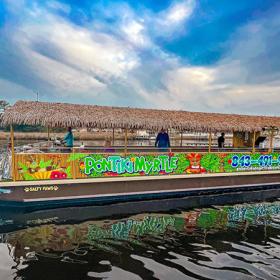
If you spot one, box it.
[187,153,202,168]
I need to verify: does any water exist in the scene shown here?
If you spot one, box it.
[0,200,280,280]
[0,139,211,149]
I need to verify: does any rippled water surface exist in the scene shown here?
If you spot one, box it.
[1,200,280,280]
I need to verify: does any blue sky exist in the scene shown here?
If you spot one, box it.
[0,0,280,115]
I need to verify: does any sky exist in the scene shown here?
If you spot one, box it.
[0,0,280,115]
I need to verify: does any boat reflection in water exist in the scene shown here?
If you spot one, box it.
[1,201,280,279]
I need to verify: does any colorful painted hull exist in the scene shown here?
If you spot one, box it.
[1,151,280,210]
[1,171,280,210]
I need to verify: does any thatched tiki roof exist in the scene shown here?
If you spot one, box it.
[2,100,280,132]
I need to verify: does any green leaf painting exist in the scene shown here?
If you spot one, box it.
[201,153,220,173]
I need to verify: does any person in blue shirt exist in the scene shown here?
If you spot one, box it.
[155,128,170,151]
[64,127,74,148]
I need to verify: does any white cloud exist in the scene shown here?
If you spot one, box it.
[152,0,196,38]
[137,63,280,115]
[128,6,280,115]
[113,0,197,43]
[121,19,150,47]
[21,47,106,94]
[3,5,143,99]
[19,14,139,77]
[165,0,195,23]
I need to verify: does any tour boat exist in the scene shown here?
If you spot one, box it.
[0,100,280,210]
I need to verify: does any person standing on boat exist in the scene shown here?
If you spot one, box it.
[63,127,74,148]
[155,128,170,151]
[218,132,225,148]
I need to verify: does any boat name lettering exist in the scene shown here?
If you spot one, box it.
[24,186,59,192]
[83,155,178,175]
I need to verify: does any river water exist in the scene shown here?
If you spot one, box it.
[0,200,280,280]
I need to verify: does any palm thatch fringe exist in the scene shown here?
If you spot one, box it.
[2,100,280,132]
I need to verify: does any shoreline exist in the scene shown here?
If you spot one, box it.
[0,131,136,141]
[0,131,210,141]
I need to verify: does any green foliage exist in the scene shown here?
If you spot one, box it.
[3,124,46,132]
[223,154,235,172]
[23,173,35,181]
[39,160,52,169]
[68,153,86,162]
[174,153,190,174]
[65,166,72,178]
[201,153,220,172]
[18,162,28,172]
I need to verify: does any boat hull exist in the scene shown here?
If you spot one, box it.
[0,171,280,210]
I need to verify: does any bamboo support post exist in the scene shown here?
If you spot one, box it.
[252,131,256,153]
[112,128,115,146]
[10,125,16,181]
[208,130,212,153]
[269,129,274,153]
[124,128,128,155]
[180,131,183,147]
[47,126,50,146]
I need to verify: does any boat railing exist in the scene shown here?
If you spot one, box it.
[2,144,279,182]
[13,145,277,154]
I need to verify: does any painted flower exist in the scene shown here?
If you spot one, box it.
[228,159,232,164]
[168,152,174,157]
[50,171,67,179]
[139,171,145,176]
[50,171,61,179]
[130,157,135,162]
[60,172,67,179]
[80,162,85,170]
